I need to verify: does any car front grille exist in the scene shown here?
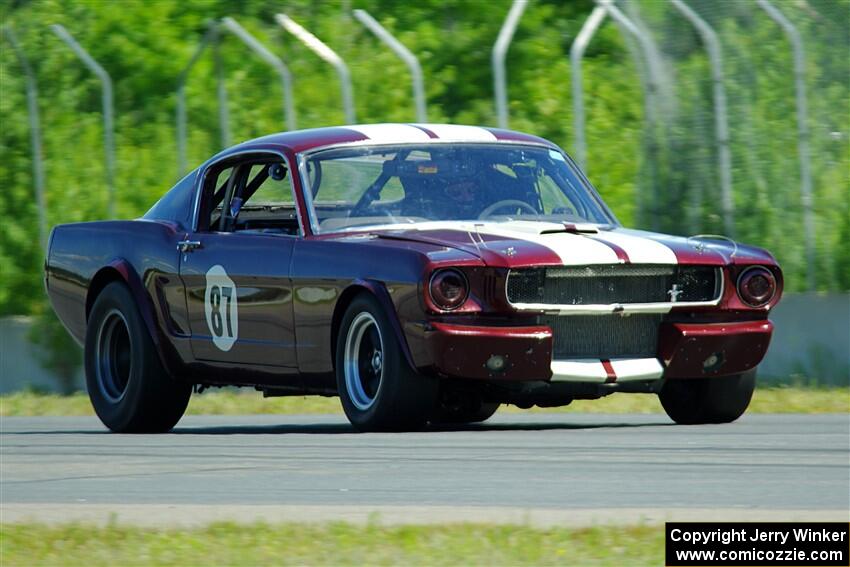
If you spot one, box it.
[507,264,720,306]
[540,314,662,359]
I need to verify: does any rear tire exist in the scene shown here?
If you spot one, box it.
[335,293,437,432]
[85,282,191,432]
[658,371,756,425]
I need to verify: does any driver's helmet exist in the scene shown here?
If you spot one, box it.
[444,177,479,203]
[430,176,486,220]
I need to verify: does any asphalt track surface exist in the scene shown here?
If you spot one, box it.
[2,413,848,526]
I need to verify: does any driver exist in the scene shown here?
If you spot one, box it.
[438,176,485,219]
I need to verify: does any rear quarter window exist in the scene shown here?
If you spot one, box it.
[143,171,198,228]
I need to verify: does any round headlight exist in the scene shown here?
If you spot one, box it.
[429,269,469,311]
[737,266,776,307]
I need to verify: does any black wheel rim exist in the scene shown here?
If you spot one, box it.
[95,309,132,402]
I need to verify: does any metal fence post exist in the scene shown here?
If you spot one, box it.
[276,13,356,124]
[756,0,815,291]
[50,24,115,219]
[3,26,47,251]
[213,27,230,149]
[492,0,528,129]
[176,24,217,176]
[570,6,607,171]
[353,9,426,123]
[596,0,663,231]
[221,17,296,132]
[670,0,734,237]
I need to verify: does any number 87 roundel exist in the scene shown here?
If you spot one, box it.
[204,265,239,351]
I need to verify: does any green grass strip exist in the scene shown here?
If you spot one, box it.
[0,522,662,566]
[1,386,847,418]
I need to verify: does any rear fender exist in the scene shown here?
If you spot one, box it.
[87,259,162,351]
[87,259,191,381]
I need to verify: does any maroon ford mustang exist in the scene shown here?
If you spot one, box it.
[45,124,782,432]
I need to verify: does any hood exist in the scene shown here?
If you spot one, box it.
[356,220,773,268]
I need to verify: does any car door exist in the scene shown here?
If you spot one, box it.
[179,152,299,368]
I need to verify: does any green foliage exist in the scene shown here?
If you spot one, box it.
[0,0,848,325]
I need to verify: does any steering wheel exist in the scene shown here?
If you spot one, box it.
[478,199,538,219]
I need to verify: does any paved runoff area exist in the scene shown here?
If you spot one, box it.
[1,413,847,526]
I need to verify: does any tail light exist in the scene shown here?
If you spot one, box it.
[429,269,469,311]
[737,266,777,307]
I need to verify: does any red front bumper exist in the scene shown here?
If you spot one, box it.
[410,319,773,381]
[659,320,773,378]
[411,322,554,380]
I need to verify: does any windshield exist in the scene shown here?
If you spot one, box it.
[301,143,617,233]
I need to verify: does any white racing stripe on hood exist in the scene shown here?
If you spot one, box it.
[593,230,678,264]
[458,221,620,265]
[413,124,497,141]
[365,220,621,265]
[348,124,432,143]
[534,232,620,265]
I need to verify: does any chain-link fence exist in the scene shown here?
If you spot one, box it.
[612,0,849,292]
[1,0,848,318]
[1,0,848,390]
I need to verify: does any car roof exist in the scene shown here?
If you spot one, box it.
[216,123,559,156]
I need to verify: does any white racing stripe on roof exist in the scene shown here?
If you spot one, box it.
[413,124,497,141]
[595,230,678,264]
[348,124,432,143]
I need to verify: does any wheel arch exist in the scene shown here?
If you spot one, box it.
[330,280,416,371]
[86,259,161,350]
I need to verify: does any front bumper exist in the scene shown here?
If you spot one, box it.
[413,319,773,382]
[659,320,773,379]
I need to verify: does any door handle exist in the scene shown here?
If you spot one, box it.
[177,239,202,253]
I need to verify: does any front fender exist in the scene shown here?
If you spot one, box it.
[356,279,417,372]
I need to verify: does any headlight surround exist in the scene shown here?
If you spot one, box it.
[429,268,469,311]
[737,266,777,307]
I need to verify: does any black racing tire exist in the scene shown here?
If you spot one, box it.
[84,281,191,432]
[335,293,437,432]
[658,371,756,425]
[431,398,500,425]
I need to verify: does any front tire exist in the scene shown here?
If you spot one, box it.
[658,371,756,425]
[85,282,191,432]
[335,293,437,431]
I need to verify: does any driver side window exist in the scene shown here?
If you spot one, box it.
[200,165,236,232]
[199,155,300,236]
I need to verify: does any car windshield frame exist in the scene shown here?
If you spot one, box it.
[296,142,620,235]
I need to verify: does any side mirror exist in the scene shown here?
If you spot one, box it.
[269,163,287,181]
